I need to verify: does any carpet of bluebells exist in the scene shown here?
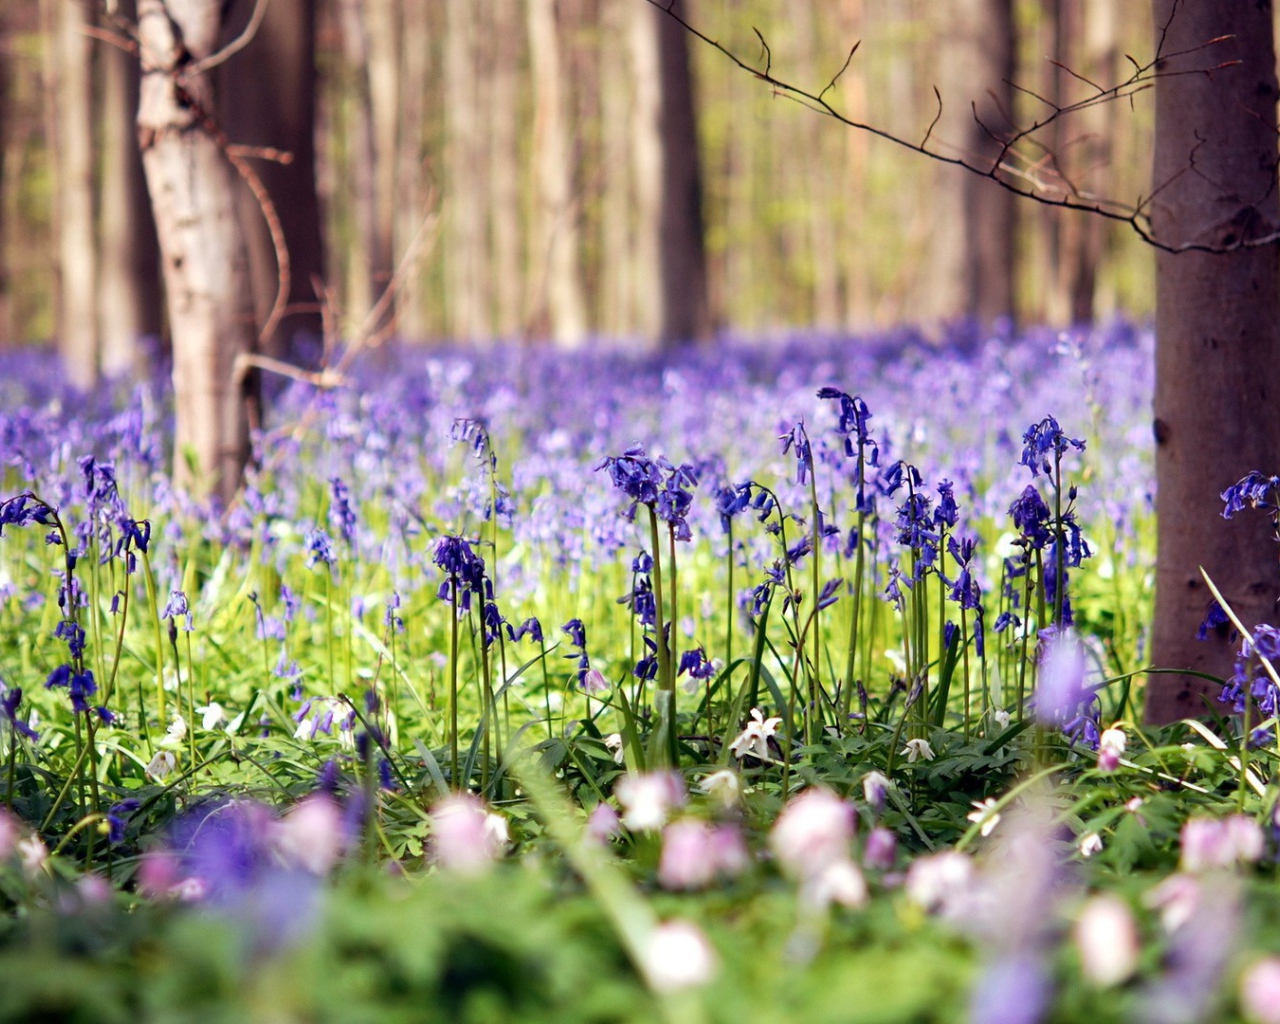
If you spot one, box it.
[1,321,1280,1023]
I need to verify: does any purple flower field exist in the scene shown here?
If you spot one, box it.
[3,322,1280,1024]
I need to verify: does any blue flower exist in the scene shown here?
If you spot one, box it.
[1009,486,1052,549]
[0,686,37,741]
[328,477,358,545]
[778,422,813,485]
[1222,471,1280,519]
[304,528,336,568]
[162,589,194,631]
[1019,416,1085,477]
[107,798,141,844]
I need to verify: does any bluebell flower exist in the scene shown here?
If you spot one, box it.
[432,535,486,611]
[778,422,813,485]
[933,479,959,529]
[328,477,358,545]
[677,647,717,680]
[0,493,54,536]
[816,387,878,465]
[1220,624,1280,718]
[945,535,982,611]
[107,798,141,844]
[1009,486,1052,549]
[1019,415,1086,477]
[1196,599,1230,641]
[1221,470,1280,519]
[714,482,753,532]
[0,686,37,741]
[161,589,194,631]
[304,528,336,568]
[882,460,921,498]
[384,591,404,634]
[506,616,543,644]
[53,619,86,659]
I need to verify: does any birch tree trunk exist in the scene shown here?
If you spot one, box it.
[137,0,258,504]
[1146,1,1280,722]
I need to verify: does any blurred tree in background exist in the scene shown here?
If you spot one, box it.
[0,0,1159,358]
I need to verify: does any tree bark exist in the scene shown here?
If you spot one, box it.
[1146,0,1280,723]
[629,0,708,348]
[444,0,490,341]
[99,0,163,377]
[219,0,324,360]
[528,0,588,347]
[137,0,258,503]
[50,0,99,387]
[920,0,1017,327]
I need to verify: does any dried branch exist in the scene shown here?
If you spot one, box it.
[644,0,1280,255]
[183,0,270,78]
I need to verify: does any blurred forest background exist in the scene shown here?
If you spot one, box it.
[1,0,1162,381]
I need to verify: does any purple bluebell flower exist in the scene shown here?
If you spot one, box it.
[778,422,813,485]
[0,686,37,741]
[0,493,55,536]
[1019,416,1085,478]
[328,477,358,545]
[161,589,194,631]
[107,798,141,844]
[1009,486,1052,550]
[53,619,86,659]
[1221,470,1280,520]
[304,527,336,568]
[677,647,716,680]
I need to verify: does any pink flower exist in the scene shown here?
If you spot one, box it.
[586,802,621,843]
[615,771,686,832]
[641,920,718,993]
[770,787,854,878]
[801,857,868,909]
[274,794,345,875]
[1240,957,1280,1024]
[430,794,507,875]
[1097,726,1126,772]
[904,850,976,917]
[1075,893,1139,987]
[1181,814,1264,873]
[657,820,749,890]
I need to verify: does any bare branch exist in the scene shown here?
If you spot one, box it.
[183,0,270,78]
[640,0,1273,256]
[817,41,860,106]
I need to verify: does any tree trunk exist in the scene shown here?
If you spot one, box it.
[920,0,1016,327]
[444,0,490,341]
[487,0,524,340]
[629,0,708,348]
[527,0,588,347]
[219,0,324,360]
[1146,1,1280,723]
[337,0,381,329]
[99,0,163,377]
[137,0,258,504]
[393,0,431,340]
[50,0,98,387]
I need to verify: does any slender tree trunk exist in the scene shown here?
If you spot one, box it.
[444,0,489,341]
[528,0,588,347]
[487,0,523,340]
[921,0,1016,327]
[50,0,98,386]
[338,0,381,328]
[1146,1,1280,723]
[394,0,430,340]
[629,0,708,347]
[99,0,162,377]
[137,0,258,503]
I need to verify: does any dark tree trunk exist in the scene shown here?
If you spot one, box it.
[1146,0,1280,723]
[630,0,709,348]
[219,0,324,360]
[922,0,1017,327]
